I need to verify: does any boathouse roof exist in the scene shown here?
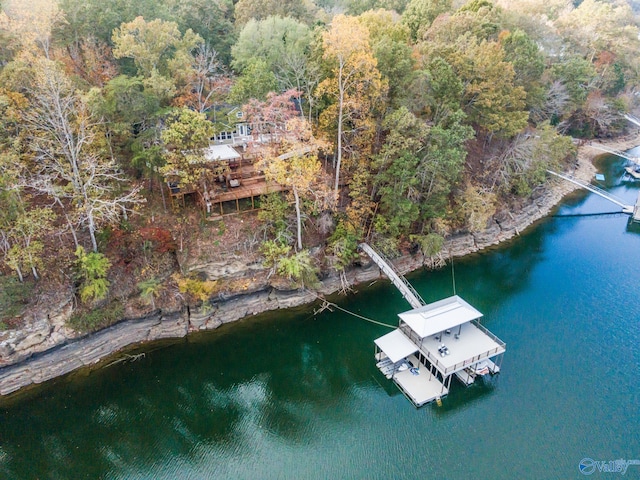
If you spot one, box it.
[374,329,418,364]
[398,295,483,339]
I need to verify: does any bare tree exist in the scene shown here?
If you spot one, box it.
[531,80,570,123]
[187,43,232,114]
[24,58,141,252]
[275,52,321,124]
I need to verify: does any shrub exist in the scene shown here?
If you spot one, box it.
[410,233,444,257]
[67,302,124,333]
[75,246,112,304]
[0,275,33,323]
[174,273,218,305]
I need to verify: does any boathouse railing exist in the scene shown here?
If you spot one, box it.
[400,322,506,376]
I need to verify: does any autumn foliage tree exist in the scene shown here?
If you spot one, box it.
[260,117,330,251]
[317,14,387,202]
[160,107,216,187]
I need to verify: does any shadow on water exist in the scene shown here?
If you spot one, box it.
[431,377,498,417]
[626,217,640,233]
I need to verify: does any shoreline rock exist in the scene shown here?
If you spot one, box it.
[1,132,638,398]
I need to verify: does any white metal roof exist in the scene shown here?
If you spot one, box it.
[398,295,483,339]
[374,329,418,364]
[204,144,241,162]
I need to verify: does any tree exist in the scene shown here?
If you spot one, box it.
[232,16,312,75]
[260,117,328,250]
[234,0,317,27]
[495,122,575,195]
[275,51,321,124]
[24,58,141,252]
[373,107,429,236]
[551,56,597,113]
[500,29,545,109]
[423,0,501,44]
[243,89,300,142]
[58,36,119,88]
[556,0,638,64]
[357,9,415,106]
[445,37,529,137]
[138,277,161,310]
[5,207,54,282]
[260,240,318,288]
[417,111,474,220]
[347,0,410,15]
[160,107,216,187]
[317,14,387,202]
[411,56,464,124]
[112,16,202,82]
[402,0,451,41]
[98,74,161,146]
[276,249,318,288]
[457,182,496,232]
[175,43,231,114]
[56,0,172,48]
[169,0,236,65]
[227,58,278,104]
[0,0,65,58]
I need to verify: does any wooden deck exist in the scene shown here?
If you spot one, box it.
[204,181,286,216]
[415,321,505,376]
[392,355,448,407]
[212,182,284,204]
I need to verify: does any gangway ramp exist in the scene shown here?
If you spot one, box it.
[587,144,639,164]
[623,114,640,128]
[546,170,634,214]
[358,243,425,309]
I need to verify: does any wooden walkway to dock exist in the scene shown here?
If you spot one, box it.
[359,243,425,309]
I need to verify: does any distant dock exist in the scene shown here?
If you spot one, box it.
[634,193,640,222]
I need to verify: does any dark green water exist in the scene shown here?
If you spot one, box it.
[1,153,639,480]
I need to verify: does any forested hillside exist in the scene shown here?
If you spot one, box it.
[0,0,638,331]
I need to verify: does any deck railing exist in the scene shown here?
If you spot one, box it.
[471,319,507,348]
[400,323,506,376]
[359,243,425,309]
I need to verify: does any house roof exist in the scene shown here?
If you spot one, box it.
[398,295,483,339]
[204,144,241,162]
[374,329,418,364]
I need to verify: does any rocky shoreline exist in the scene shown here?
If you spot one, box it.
[1,132,638,398]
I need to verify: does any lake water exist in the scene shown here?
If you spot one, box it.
[1,152,639,479]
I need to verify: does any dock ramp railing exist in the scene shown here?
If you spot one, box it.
[546,170,633,212]
[358,243,425,309]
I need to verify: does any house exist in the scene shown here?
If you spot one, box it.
[211,106,251,147]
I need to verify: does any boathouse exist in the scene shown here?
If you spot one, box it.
[374,295,506,407]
